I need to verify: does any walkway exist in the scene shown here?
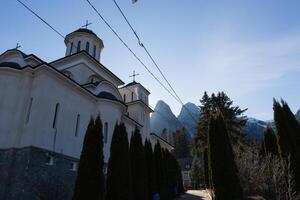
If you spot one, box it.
[176,190,211,200]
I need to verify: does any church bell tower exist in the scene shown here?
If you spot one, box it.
[64,26,104,62]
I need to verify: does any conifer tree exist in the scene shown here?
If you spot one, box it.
[263,127,278,156]
[73,115,104,200]
[144,139,155,200]
[208,114,243,200]
[273,99,300,192]
[153,142,164,199]
[130,128,148,200]
[106,122,132,200]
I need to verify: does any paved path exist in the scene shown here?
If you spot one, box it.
[176,190,211,200]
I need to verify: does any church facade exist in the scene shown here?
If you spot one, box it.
[0,28,171,199]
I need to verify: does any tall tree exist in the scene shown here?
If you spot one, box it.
[144,139,155,200]
[208,113,243,200]
[73,115,104,200]
[193,91,247,155]
[153,142,166,199]
[190,157,201,189]
[273,99,300,192]
[130,128,148,200]
[106,122,132,200]
[173,128,190,158]
[263,127,278,156]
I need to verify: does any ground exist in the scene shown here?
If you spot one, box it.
[176,190,211,200]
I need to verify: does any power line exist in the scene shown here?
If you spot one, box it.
[111,0,199,122]
[15,0,197,128]
[85,0,182,104]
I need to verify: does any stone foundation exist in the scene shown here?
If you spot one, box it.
[0,146,78,200]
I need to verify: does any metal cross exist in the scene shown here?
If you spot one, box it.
[82,20,92,29]
[129,70,139,82]
[15,43,21,49]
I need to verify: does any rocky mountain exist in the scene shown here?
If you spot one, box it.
[177,102,201,136]
[150,100,183,135]
[296,109,300,122]
[150,100,276,140]
[243,118,269,140]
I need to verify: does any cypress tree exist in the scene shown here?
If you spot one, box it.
[263,127,278,156]
[106,122,132,200]
[208,114,243,200]
[130,128,148,200]
[144,139,155,200]
[273,99,300,192]
[153,142,164,199]
[73,115,104,200]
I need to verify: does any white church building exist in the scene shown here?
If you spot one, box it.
[0,28,172,200]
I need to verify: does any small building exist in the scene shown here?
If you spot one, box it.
[177,157,193,189]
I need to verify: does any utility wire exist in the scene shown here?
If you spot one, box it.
[112,0,199,122]
[85,0,180,103]
[15,0,175,129]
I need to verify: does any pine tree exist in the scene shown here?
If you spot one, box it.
[130,128,148,200]
[173,128,190,159]
[144,139,155,200]
[73,115,104,200]
[263,127,278,156]
[190,157,201,189]
[273,99,300,192]
[208,114,243,200]
[106,122,132,200]
[153,142,164,199]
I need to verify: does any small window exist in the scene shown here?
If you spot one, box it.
[86,42,90,53]
[93,45,97,57]
[70,42,73,54]
[104,122,108,144]
[70,162,77,171]
[123,94,126,102]
[52,103,60,128]
[75,114,80,137]
[131,92,134,101]
[25,98,33,124]
[46,155,54,165]
[77,41,81,52]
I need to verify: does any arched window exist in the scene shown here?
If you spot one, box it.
[86,42,90,53]
[88,75,100,83]
[75,114,80,137]
[70,42,73,54]
[104,122,108,144]
[123,94,126,102]
[77,41,81,52]
[93,45,97,57]
[131,92,134,101]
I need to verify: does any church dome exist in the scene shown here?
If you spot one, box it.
[64,28,104,62]
[97,91,118,101]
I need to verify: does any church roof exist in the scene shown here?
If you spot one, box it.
[120,81,150,94]
[70,28,98,37]
[0,49,44,63]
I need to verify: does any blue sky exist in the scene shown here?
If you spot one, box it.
[1,0,300,120]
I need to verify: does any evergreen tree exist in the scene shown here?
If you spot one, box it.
[190,157,201,189]
[106,122,132,200]
[173,128,190,159]
[153,142,165,199]
[130,128,148,200]
[273,99,300,192]
[144,139,155,200]
[263,127,278,156]
[208,114,243,200]
[73,115,104,200]
[193,91,247,155]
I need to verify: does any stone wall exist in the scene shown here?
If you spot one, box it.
[0,146,78,200]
